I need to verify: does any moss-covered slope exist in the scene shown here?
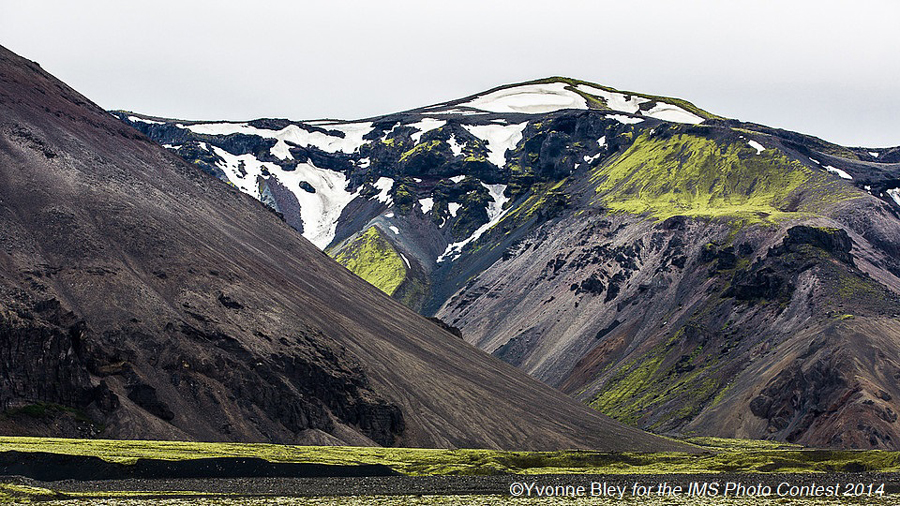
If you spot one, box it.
[332,227,407,296]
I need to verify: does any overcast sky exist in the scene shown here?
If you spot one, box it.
[2,1,898,147]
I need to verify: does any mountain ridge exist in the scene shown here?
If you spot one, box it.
[116,75,900,449]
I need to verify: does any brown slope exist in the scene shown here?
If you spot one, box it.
[0,45,687,451]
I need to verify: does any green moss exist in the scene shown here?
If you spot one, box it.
[399,139,441,163]
[2,436,900,479]
[331,227,406,296]
[591,131,860,224]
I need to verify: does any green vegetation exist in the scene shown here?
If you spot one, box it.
[331,227,406,295]
[2,436,900,477]
[589,329,725,429]
[590,131,860,224]
[399,139,441,163]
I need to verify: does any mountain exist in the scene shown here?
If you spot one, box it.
[0,45,693,452]
[117,78,900,450]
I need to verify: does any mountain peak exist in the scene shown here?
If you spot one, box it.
[416,76,719,123]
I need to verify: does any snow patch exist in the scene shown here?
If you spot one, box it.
[419,197,434,214]
[438,184,511,263]
[575,84,703,124]
[423,108,487,115]
[870,151,879,158]
[399,252,410,269]
[598,136,607,148]
[449,175,466,183]
[447,135,465,156]
[380,122,400,141]
[461,82,588,114]
[576,84,649,114]
[748,140,766,154]
[128,115,165,125]
[583,153,602,164]
[357,157,371,168]
[462,122,528,167]
[210,146,356,248]
[373,177,394,204]
[809,157,821,165]
[640,102,704,124]
[448,202,462,217]
[388,225,400,235]
[605,114,644,125]
[825,165,853,180]
[186,122,260,136]
[888,188,900,207]
[385,212,394,218]
[187,121,373,160]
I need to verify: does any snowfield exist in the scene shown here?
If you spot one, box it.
[606,114,644,125]
[210,146,356,248]
[462,122,528,167]
[461,82,587,114]
[408,118,447,143]
[185,121,373,160]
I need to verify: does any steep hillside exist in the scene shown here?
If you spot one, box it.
[0,45,693,452]
[118,77,900,449]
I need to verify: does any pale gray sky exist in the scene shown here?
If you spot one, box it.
[2,0,898,147]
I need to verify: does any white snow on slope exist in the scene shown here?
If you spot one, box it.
[450,175,466,183]
[748,140,766,154]
[606,114,644,125]
[461,82,588,114]
[462,122,528,167]
[185,121,373,160]
[419,197,434,214]
[809,157,821,165]
[598,136,607,148]
[887,189,900,207]
[373,177,394,204]
[438,183,511,263]
[447,134,465,156]
[448,202,462,217]
[575,84,703,124]
[576,84,648,113]
[422,108,488,115]
[825,165,853,180]
[399,252,410,268]
[870,151,880,158]
[640,102,704,124]
[409,118,447,143]
[210,146,356,248]
[388,225,400,235]
[128,115,165,125]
